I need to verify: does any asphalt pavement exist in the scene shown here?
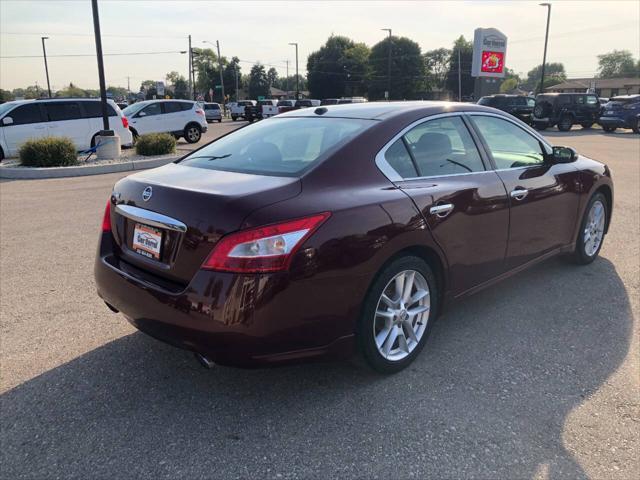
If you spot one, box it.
[1,126,638,479]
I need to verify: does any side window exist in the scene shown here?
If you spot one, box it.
[472,116,548,169]
[384,139,418,179]
[527,98,535,107]
[557,96,571,105]
[180,102,194,111]
[403,116,485,176]
[575,96,585,105]
[7,104,44,125]
[45,102,83,121]
[140,103,162,116]
[82,102,117,118]
[164,102,182,114]
[586,95,598,105]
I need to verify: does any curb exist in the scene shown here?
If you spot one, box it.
[0,156,179,180]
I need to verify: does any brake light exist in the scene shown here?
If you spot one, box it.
[195,108,205,116]
[121,116,129,129]
[101,200,112,232]
[202,213,331,273]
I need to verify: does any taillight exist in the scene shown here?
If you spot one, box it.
[202,213,331,273]
[101,200,112,232]
[195,108,205,116]
[121,116,129,129]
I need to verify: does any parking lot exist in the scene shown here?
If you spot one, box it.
[1,127,638,478]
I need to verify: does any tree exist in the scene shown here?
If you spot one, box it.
[524,62,566,91]
[248,63,269,99]
[223,57,242,100]
[55,82,88,98]
[267,67,278,87]
[0,89,14,102]
[165,71,181,85]
[368,35,424,100]
[173,76,189,99]
[307,35,370,99]
[140,80,155,92]
[424,48,451,90]
[445,36,474,99]
[274,74,307,93]
[499,78,519,93]
[106,86,128,100]
[597,50,638,78]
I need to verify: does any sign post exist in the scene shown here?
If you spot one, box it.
[471,28,508,98]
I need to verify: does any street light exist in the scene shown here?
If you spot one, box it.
[41,36,51,98]
[289,43,299,100]
[381,28,392,100]
[203,40,225,105]
[538,3,552,94]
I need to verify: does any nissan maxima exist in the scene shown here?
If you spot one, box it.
[95,102,613,373]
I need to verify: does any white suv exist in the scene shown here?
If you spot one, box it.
[0,98,133,160]
[122,100,208,143]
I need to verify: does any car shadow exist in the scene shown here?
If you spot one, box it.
[543,128,638,138]
[1,257,632,478]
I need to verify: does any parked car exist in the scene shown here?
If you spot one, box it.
[532,92,600,131]
[259,99,280,118]
[321,98,340,105]
[117,102,129,110]
[338,97,367,104]
[122,100,207,144]
[96,101,613,373]
[0,98,133,160]
[230,100,256,121]
[276,99,296,114]
[203,102,222,123]
[598,95,640,133]
[477,94,535,124]
[295,99,321,108]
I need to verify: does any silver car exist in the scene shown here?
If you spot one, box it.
[203,102,222,123]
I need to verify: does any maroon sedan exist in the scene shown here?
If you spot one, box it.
[95,102,613,373]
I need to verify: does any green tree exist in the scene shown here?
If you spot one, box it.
[106,86,128,100]
[368,35,424,100]
[248,63,269,99]
[267,67,278,87]
[274,74,307,93]
[55,82,88,98]
[223,57,242,100]
[307,35,370,99]
[165,71,181,85]
[445,36,474,99]
[0,89,14,102]
[597,50,638,78]
[140,80,155,92]
[499,78,519,93]
[524,62,566,91]
[424,47,451,90]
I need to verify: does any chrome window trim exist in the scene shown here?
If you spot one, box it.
[115,204,187,233]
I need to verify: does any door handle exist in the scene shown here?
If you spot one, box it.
[429,203,454,217]
[510,189,529,200]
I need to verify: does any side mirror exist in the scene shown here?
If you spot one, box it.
[2,116,13,126]
[552,146,577,163]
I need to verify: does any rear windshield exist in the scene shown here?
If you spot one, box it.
[205,104,220,110]
[277,100,293,107]
[477,97,493,106]
[609,96,639,105]
[179,117,374,176]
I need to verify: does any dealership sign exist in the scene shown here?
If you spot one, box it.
[471,28,507,78]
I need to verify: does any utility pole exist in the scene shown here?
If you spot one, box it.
[41,36,51,98]
[381,28,392,100]
[538,3,552,94]
[458,48,462,102]
[285,59,289,98]
[126,76,130,94]
[289,43,299,100]
[216,40,225,106]
[91,0,109,133]
[234,64,239,101]
[188,35,195,100]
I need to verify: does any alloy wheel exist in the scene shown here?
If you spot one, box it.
[187,127,200,142]
[583,200,606,257]
[373,270,430,362]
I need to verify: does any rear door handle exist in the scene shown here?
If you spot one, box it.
[510,189,529,200]
[429,203,454,217]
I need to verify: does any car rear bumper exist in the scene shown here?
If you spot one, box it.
[94,234,356,367]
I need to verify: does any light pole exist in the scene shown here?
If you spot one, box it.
[285,59,289,98]
[41,36,51,98]
[381,28,392,100]
[203,40,225,106]
[289,43,299,100]
[538,3,552,94]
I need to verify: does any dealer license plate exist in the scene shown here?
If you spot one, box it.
[132,223,162,260]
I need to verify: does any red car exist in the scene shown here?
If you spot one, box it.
[95,102,613,373]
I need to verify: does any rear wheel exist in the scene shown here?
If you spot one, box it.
[558,115,573,131]
[0,146,4,162]
[581,122,593,129]
[357,256,438,374]
[603,125,616,133]
[572,193,608,265]
[218,118,222,123]
[184,124,201,144]
[633,118,640,134]
[231,115,237,121]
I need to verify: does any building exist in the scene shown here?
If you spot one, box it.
[545,77,640,97]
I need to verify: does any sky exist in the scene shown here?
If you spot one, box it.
[1,0,639,92]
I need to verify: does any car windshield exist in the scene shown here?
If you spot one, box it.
[179,117,375,176]
[0,102,18,117]
[122,102,149,116]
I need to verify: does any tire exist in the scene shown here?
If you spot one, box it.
[602,126,616,133]
[0,146,4,162]
[572,192,608,265]
[557,115,573,132]
[231,116,237,121]
[581,122,593,129]
[632,118,640,134]
[357,256,438,374]
[218,119,222,123]
[534,123,548,131]
[184,124,201,144]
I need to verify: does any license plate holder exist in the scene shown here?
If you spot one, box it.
[132,223,163,260]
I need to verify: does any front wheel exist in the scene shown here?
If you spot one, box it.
[581,122,593,129]
[218,118,222,123]
[357,256,438,374]
[603,125,616,133]
[572,193,608,265]
[558,115,573,132]
[633,118,639,134]
[184,125,201,144]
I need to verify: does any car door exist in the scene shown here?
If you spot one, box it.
[130,102,163,134]
[43,101,91,149]
[379,114,510,295]
[163,101,186,133]
[1,103,49,156]
[468,113,581,269]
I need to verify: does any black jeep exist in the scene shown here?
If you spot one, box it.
[477,95,535,124]
[532,93,601,131]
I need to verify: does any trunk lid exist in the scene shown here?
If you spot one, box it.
[110,162,301,286]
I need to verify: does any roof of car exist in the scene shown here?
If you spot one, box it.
[277,101,499,120]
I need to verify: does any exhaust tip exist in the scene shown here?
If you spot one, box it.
[194,352,216,369]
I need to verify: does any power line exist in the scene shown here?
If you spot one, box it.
[1,50,187,59]
[0,31,186,39]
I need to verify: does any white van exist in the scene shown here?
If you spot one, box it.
[0,98,133,160]
[122,100,208,143]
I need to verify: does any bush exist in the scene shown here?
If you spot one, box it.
[19,137,78,167]
[135,133,176,156]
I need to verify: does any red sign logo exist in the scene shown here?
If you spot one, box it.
[481,51,504,73]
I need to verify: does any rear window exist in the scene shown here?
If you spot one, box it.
[296,100,312,107]
[45,102,83,121]
[477,97,494,106]
[238,101,253,107]
[164,102,183,113]
[81,101,117,118]
[205,104,220,110]
[610,96,639,105]
[179,117,374,176]
[277,100,293,107]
